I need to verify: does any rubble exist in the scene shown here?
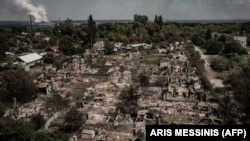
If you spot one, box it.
[5,41,222,141]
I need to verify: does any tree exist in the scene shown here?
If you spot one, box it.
[104,40,114,55]
[57,18,75,36]
[64,108,88,131]
[11,26,26,34]
[204,40,224,55]
[139,73,149,86]
[87,15,96,48]
[218,35,227,43]
[134,14,148,24]
[37,41,49,49]
[118,85,139,117]
[75,24,88,44]
[223,40,248,56]
[0,70,37,103]
[49,35,58,46]
[119,35,130,44]
[46,94,69,112]
[145,23,160,36]
[191,34,204,46]
[225,65,250,123]
[30,114,46,130]
[33,130,70,141]
[59,35,75,55]
[205,28,212,40]
[154,15,164,29]
[133,21,144,30]
[107,32,118,42]
[0,34,9,61]
[0,117,35,141]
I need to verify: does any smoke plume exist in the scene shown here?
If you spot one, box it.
[4,0,49,22]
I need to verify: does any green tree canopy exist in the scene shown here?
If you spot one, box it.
[145,23,160,36]
[30,114,46,130]
[205,28,212,40]
[48,35,58,46]
[191,34,204,46]
[218,35,227,43]
[104,40,115,55]
[0,70,37,103]
[223,41,248,56]
[0,117,35,141]
[0,34,9,61]
[225,64,250,122]
[64,109,88,131]
[87,15,97,48]
[154,15,164,29]
[56,18,75,36]
[204,40,224,55]
[134,14,148,24]
[59,35,75,55]
[33,130,69,141]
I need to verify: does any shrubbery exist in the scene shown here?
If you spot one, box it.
[210,57,231,72]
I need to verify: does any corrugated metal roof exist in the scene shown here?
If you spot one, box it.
[18,53,43,64]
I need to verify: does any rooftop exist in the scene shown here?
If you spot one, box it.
[18,53,43,64]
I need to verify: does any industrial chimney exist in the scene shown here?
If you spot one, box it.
[30,15,33,32]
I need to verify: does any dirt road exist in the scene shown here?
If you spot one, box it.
[194,46,225,88]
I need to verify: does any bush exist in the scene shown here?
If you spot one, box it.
[210,57,230,72]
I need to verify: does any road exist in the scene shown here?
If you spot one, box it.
[194,45,225,89]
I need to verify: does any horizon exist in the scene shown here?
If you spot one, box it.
[1,18,250,22]
[1,0,250,22]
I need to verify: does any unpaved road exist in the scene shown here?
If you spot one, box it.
[194,46,225,88]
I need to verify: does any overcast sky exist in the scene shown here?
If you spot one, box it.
[1,0,250,21]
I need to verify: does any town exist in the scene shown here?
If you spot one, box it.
[0,13,250,141]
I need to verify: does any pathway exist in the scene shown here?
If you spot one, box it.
[194,46,225,88]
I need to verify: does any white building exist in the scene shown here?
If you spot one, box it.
[17,53,43,71]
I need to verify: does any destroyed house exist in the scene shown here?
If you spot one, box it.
[37,82,51,94]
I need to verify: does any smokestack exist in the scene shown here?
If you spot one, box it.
[30,15,33,32]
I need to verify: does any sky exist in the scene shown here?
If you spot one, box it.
[1,0,250,21]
